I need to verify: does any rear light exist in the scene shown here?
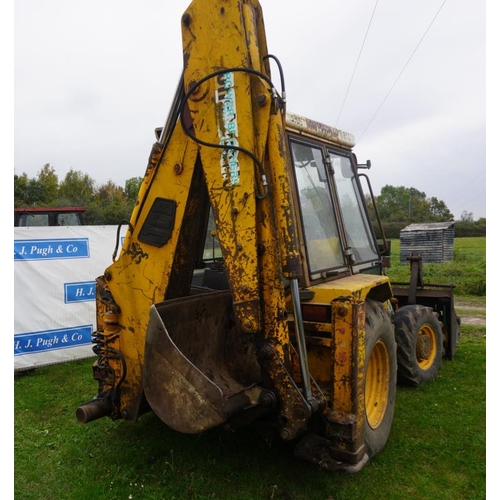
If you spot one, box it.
[301,304,331,323]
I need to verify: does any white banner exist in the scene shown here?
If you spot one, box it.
[14,225,123,371]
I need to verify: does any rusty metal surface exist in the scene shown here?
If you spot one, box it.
[329,299,366,457]
[143,290,262,433]
[286,112,355,148]
[294,433,369,473]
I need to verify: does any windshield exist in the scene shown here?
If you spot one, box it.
[290,137,380,277]
[290,141,346,273]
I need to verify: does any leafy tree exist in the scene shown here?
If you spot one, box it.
[370,185,408,222]
[460,210,474,222]
[124,176,142,203]
[14,165,59,206]
[428,196,453,221]
[85,180,133,225]
[374,185,453,223]
[407,188,427,221]
[95,180,125,204]
[26,178,44,205]
[36,164,59,204]
[364,185,459,238]
[58,169,95,205]
[14,173,29,207]
[14,168,143,224]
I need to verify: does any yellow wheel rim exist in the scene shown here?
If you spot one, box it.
[365,339,390,430]
[416,324,438,370]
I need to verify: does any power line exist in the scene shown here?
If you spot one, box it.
[357,0,448,142]
[446,174,486,217]
[335,0,379,127]
[449,191,486,219]
[446,172,486,208]
[449,190,486,213]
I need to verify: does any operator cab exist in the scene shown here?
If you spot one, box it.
[196,113,383,289]
[286,113,381,284]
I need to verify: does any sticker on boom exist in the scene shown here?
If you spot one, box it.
[216,72,240,186]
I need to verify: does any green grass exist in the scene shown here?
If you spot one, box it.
[14,237,487,499]
[386,237,486,296]
[14,324,485,500]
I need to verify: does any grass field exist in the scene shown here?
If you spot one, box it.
[14,238,487,500]
[385,237,486,297]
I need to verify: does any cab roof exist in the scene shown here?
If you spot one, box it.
[286,112,355,148]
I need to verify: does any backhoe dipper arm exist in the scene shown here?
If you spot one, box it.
[78,0,317,441]
[180,1,318,439]
[181,3,304,316]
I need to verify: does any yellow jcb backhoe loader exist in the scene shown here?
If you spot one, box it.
[76,0,460,472]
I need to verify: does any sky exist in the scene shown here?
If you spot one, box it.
[12,0,488,220]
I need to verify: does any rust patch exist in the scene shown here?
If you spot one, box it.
[124,241,149,265]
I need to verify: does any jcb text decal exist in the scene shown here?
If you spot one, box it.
[216,72,240,186]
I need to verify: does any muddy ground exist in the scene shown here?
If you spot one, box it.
[455,301,486,326]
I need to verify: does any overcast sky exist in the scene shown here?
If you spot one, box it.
[13,0,487,220]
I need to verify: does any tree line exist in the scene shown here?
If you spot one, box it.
[365,185,486,238]
[14,164,485,236]
[14,164,142,225]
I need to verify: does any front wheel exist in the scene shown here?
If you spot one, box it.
[392,304,443,387]
[363,299,398,459]
[293,299,398,472]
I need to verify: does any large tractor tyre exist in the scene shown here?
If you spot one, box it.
[392,304,443,387]
[363,299,398,460]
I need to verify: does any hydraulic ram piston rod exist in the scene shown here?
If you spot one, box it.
[290,278,313,401]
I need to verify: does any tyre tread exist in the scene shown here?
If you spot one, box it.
[392,305,443,387]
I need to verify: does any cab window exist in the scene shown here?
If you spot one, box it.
[290,140,346,275]
[329,152,378,264]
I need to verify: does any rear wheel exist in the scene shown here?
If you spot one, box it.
[363,299,397,459]
[392,305,443,387]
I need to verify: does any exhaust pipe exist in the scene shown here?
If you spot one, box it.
[76,398,112,423]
